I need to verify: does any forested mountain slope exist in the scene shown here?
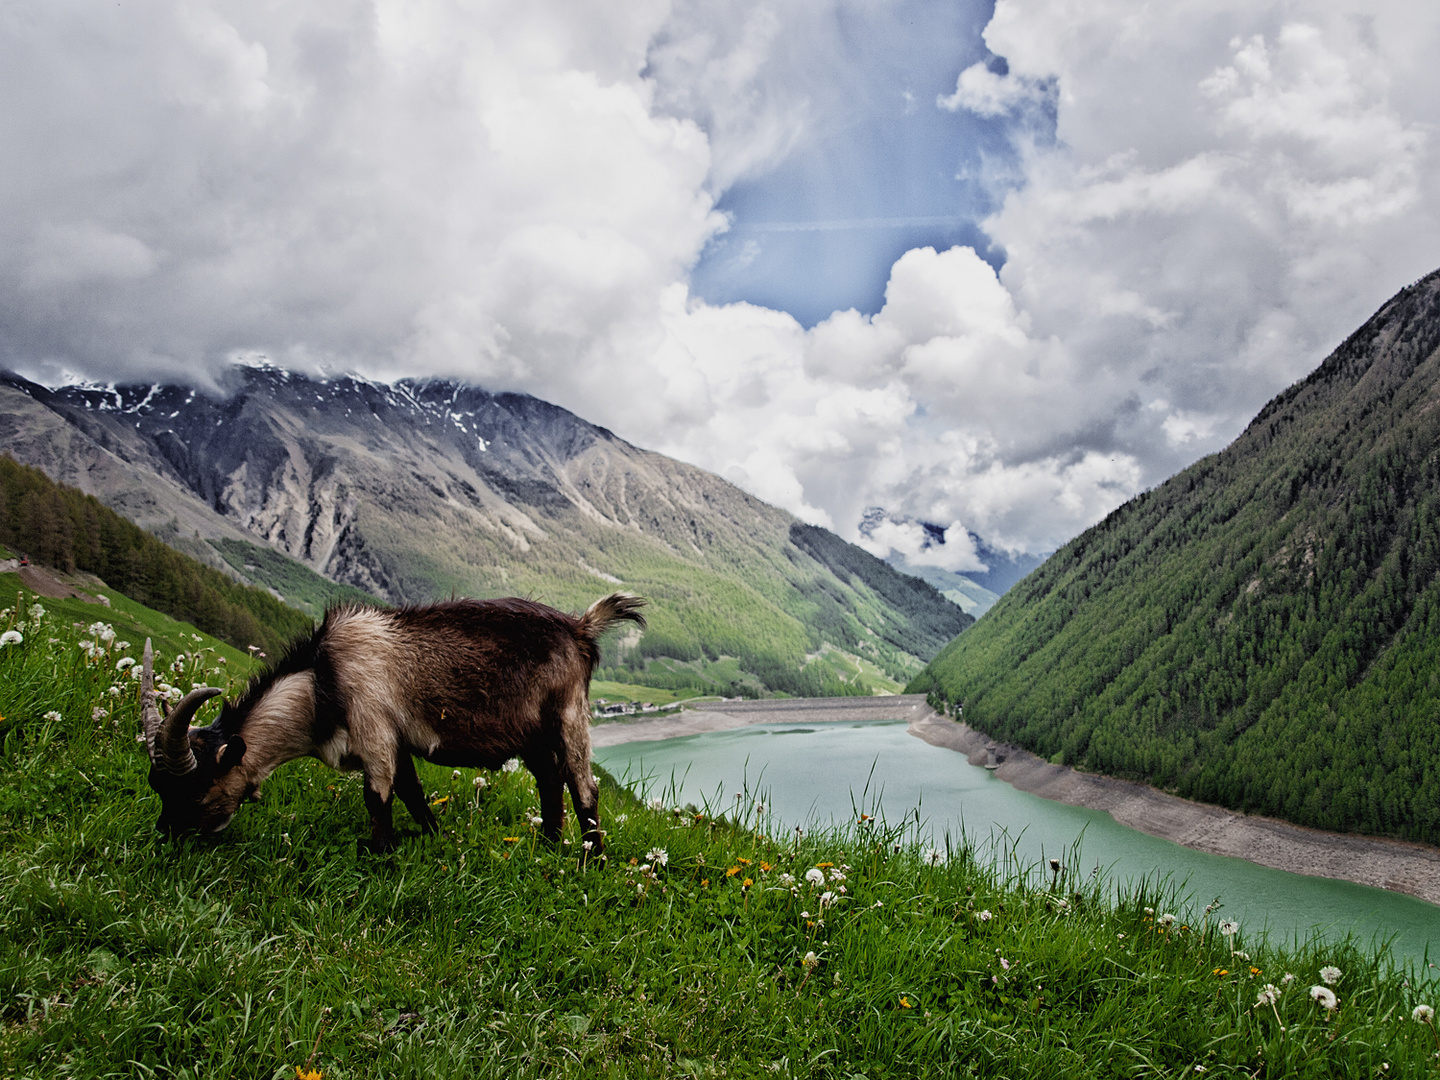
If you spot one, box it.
[912,269,1440,843]
[0,456,313,654]
[0,367,969,696]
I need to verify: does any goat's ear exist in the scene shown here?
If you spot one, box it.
[216,736,247,772]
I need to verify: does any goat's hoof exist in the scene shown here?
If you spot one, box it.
[357,835,398,855]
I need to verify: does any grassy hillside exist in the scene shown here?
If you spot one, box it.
[912,270,1440,844]
[208,537,382,618]
[0,455,314,656]
[1,611,1434,1076]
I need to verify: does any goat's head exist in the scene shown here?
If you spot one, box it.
[140,639,245,837]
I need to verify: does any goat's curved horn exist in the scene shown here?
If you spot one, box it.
[156,687,223,775]
[140,639,163,760]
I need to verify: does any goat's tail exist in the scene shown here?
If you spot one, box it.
[576,592,647,642]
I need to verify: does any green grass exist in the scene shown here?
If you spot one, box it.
[2,600,1437,1078]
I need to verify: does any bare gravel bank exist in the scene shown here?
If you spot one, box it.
[910,713,1440,907]
[593,695,1440,906]
[589,694,933,748]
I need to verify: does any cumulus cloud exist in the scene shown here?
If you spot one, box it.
[5,0,1440,563]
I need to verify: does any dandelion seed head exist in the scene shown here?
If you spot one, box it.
[1310,985,1338,1010]
[976,909,993,922]
[1413,1004,1435,1023]
[646,847,668,868]
[805,868,825,887]
[0,630,22,647]
[1319,966,1342,985]
[1219,920,1240,936]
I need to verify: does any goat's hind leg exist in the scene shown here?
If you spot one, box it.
[525,751,566,844]
[560,697,603,856]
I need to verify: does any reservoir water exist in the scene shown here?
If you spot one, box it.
[594,717,1439,967]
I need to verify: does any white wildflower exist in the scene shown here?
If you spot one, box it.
[1160,913,1176,926]
[28,603,45,620]
[819,890,835,909]
[1282,973,1296,985]
[114,641,129,651]
[1218,920,1239,936]
[116,657,136,671]
[646,847,669,868]
[1144,907,1154,916]
[192,634,202,642]
[828,868,847,883]
[801,951,819,971]
[92,707,108,721]
[646,797,665,811]
[1310,985,1338,1011]
[1319,966,1342,985]
[0,630,22,647]
[1255,984,1280,1008]
[805,868,825,887]
[1413,1004,1435,1023]
[529,815,544,827]
[501,758,520,773]
[43,710,62,722]
[582,840,594,852]
[976,909,993,922]
[925,847,943,865]
[107,685,121,698]
[452,769,462,779]
[777,873,795,888]
[472,775,488,790]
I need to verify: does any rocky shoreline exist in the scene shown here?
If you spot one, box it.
[593,695,1440,907]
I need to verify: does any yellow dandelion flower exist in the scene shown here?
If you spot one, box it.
[737,857,752,865]
[760,861,772,872]
[900,996,912,1008]
[743,877,754,888]
[1213,968,1229,977]
[502,837,520,843]
[1250,967,1261,976]
[296,1068,323,1080]
[430,795,449,807]
[726,866,741,877]
[816,862,834,869]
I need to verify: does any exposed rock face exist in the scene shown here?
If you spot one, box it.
[0,365,969,678]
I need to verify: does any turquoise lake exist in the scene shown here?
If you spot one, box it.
[594,718,1440,967]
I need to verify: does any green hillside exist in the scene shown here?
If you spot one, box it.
[208,537,382,618]
[0,456,314,655]
[912,270,1440,844]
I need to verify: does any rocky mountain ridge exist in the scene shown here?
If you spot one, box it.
[0,364,970,694]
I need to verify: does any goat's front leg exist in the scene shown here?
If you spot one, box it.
[393,753,438,834]
[360,772,398,854]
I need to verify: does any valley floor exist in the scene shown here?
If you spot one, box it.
[594,696,1440,907]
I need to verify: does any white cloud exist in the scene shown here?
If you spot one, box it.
[5,0,1440,566]
[937,61,1051,118]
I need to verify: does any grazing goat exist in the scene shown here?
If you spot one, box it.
[140,593,646,853]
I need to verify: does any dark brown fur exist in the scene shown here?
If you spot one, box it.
[147,593,645,854]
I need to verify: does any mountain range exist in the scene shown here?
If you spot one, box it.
[0,365,970,697]
[913,268,1440,844]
